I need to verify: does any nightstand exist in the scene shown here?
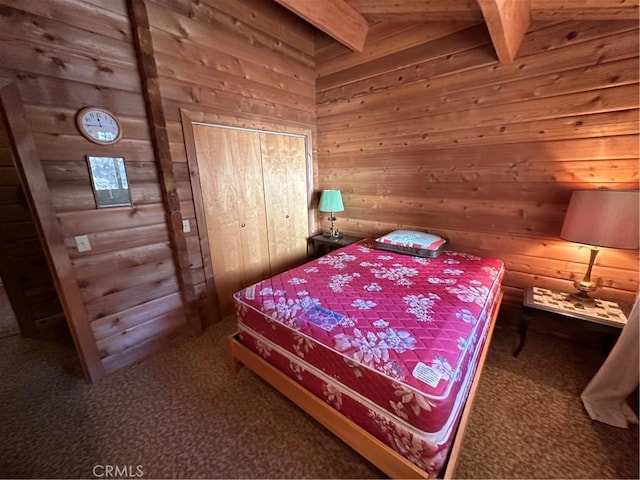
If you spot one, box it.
[311,234,363,256]
[514,286,630,357]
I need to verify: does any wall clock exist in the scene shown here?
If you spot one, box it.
[76,107,122,145]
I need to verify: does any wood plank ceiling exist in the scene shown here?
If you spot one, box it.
[275,0,639,62]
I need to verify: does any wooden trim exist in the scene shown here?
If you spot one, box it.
[443,291,502,478]
[127,0,201,334]
[0,78,105,382]
[227,336,429,479]
[531,0,640,20]
[273,0,369,52]
[478,0,531,64]
[229,291,504,479]
[180,109,315,320]
[180,109,219,326]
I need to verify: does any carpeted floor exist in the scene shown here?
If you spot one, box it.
[456,323,639,479]
[0,312,637,479]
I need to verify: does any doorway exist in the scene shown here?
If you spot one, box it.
[0,100,68,341]
[0,276,20,338]
[0,78,106,381]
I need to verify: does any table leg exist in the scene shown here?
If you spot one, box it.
[513,309,533,358]
[314,244,331,258]
[601,330,620,355]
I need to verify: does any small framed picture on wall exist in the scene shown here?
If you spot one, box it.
[86,156,132,208]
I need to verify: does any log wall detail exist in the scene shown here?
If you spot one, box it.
[1,0,638,380]
[0,0,189,379]
[0,100,66,338]
[315,20,639,306]
[1,0,316,379]
[144,0,318,321]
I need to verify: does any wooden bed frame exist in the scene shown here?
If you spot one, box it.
[227,292,503,479]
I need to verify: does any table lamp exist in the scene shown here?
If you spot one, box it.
[560,190,639,299]
[318,189,344,238]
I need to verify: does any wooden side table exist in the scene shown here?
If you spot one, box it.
[514,286,630,357]
[310,234,363,256]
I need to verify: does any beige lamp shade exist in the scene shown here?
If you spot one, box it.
[560,190,639,249]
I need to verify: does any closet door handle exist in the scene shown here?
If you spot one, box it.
[285,215,289,219]
[241,223,246,227]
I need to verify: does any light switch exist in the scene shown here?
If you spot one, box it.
[75,235,92,252]
[182,219,191,233]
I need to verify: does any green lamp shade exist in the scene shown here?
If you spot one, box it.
[318,190,344,213]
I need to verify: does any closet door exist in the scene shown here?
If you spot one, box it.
[260,133,309,274]
[193,126,270,316]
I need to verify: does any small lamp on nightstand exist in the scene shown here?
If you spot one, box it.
[560,190,639,299]
[318,189,344,238]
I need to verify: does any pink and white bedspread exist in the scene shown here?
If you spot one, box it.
[234,239,504,476]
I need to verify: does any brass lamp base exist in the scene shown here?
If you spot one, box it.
[322,213,342,238]
[573,280,598,295]
[569,289,598,305]
[571,248,599,302]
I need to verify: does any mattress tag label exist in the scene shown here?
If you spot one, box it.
[244,284,256,300]
[412,362,442,388]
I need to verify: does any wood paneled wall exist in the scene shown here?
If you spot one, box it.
[144,0,317,320]
[1,0,637,377]
[0,114,66,337]
[0,0,187,378]
[316,20,639,306]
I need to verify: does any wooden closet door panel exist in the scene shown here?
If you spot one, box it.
[233,132,271,287]
[283,135,309,263]
[193,125,243,315]
[260,133,309,274]
[193,126,269,315]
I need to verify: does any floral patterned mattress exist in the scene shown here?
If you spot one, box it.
[234,239,504,475]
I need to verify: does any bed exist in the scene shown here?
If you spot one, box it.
[228,238,504,478]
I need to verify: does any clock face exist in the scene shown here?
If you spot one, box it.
[76,107,122,144]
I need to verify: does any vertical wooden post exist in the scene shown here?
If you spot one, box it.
[180,110,221,327]
[0,79,105,382]
[127,0,202,334]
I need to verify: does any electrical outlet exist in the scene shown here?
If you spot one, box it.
[182,219,191,233]
[75,235,92,252]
